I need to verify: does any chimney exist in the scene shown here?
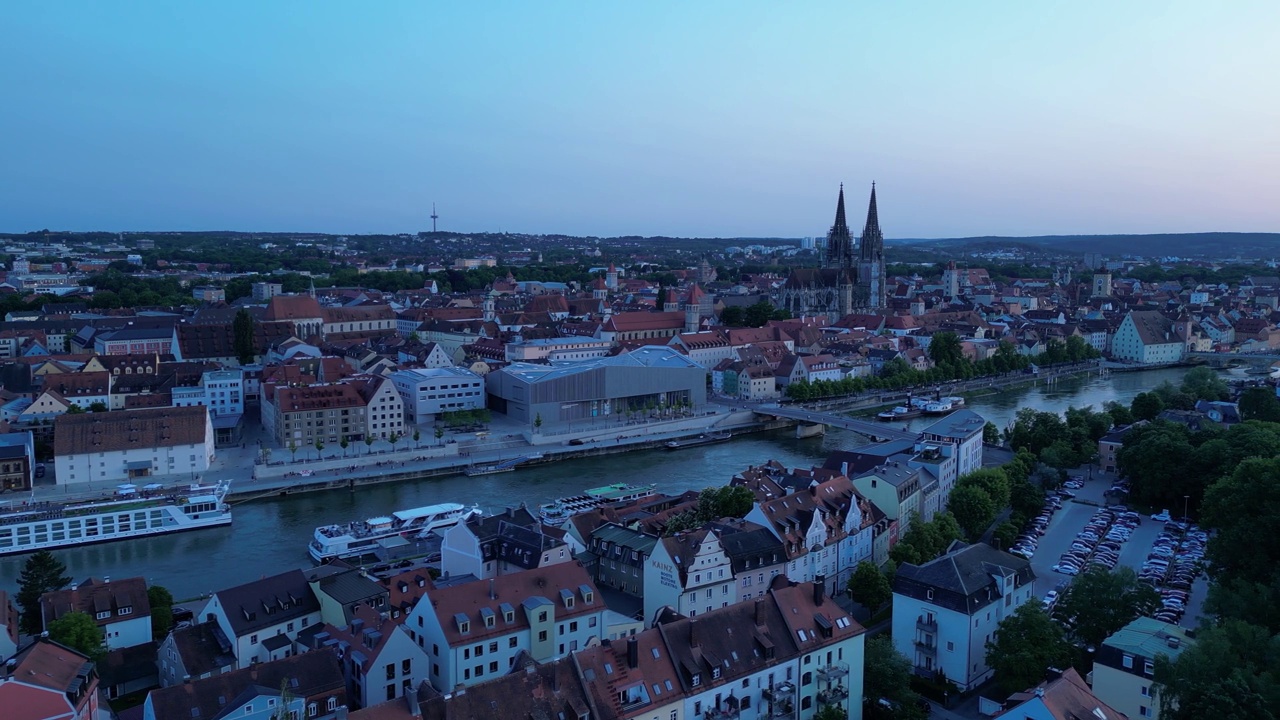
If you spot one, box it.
[627,636,639,669]
[754,598,767,627]
[813,574,825,606]
[488,579,496,600]
[689,619,700,648]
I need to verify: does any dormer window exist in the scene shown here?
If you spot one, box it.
[712,667,721,680]
[118,606,132,616]
[579,585,594,604]
[691,674,701,687]
[560,589,575,609]
[96,610,111,620]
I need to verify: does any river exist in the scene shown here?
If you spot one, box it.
[0,366,1193,600]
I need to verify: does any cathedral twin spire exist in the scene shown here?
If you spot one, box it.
[825,183,881,270]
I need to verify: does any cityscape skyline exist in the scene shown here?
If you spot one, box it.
[2,2,1277,238]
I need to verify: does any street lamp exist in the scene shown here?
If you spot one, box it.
[1183,495,1190,523]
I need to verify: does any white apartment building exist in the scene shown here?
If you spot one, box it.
[891,542,1035,691]
[1092,617,1195,720]
[53,406,214,484]
[643,528,737,626]
[921,409,986,480]
[1112,311,1186,365]
[203,570,323,669]
[389,367,485,425]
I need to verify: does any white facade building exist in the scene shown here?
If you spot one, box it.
[1112,311,1186,365]
[389,367,486,425]
[921,410,986,480]
[891,542,1035,692]
[53,406,214,484]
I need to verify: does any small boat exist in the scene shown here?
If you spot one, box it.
[309,502,481,562]
[664,432,731,450]
[877,406,922,421]
[923,399,953,414]
[538,483,657,525]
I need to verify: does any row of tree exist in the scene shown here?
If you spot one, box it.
[785,333,1101,402]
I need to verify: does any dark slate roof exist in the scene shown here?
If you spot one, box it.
[893,542,1035,615]
[313,569,387,606]
[709,521,785,574]
[214,570,320,637]
[171,621,236,678]
[145,648,344,720]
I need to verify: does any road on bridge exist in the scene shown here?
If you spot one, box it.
[749,404,920,442]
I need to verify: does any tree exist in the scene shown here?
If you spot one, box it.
[340,438,349,456]
[993,521,1020,552]
[233,308,256,365]
[148,585,175,642]
[927,331,965,369]
[847,561,892,610]
[948,485,996,539]
[1131,391,1165,421]
[534,413,543,430]
[388,432,401,450]
[957,468,1010,510]
[983,421,1001,445]
[863,636,928,720]
[364,436,374,454]
[65,404,85,414]
[87,401,108,413]
[47,611,105,660]
[434,427,445,444]
[17,550,71,634]
[1153,619,1280,720]
[1181,366,1230,402]
[719,305,745,327]
[698,485,755,520]
[1203,455,1280,585]
[985,604,1073,695]
[742,300,778,328]
[1053,566,1161,648]
[288,441,298,462]
[413,429,421,447]
[314,439,325,459]
[1238,387,1280,423]
[1104,401,1135,427]
[1010,477,1046,520]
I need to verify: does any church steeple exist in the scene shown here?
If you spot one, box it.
[859,182,883,261]
[825,183,854,270]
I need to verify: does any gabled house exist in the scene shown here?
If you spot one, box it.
[143,648,347,720]
[643,527,736,626]
[41,576,153,651]
[306,605,429,709]
[0,638,100,720]
[439,506,571,580]
[157,621,237,687]
[403,562,605,692]
[891,542,1035,691]
[202,569,322,669]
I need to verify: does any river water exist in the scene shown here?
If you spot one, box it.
[0,367,1191,600]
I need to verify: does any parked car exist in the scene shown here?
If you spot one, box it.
[1152,510,1172,522]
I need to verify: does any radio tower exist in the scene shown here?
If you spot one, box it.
[430,203,439,233]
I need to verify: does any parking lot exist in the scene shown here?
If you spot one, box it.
[1020,470,1210,627]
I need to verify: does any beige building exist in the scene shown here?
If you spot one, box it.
[1092,616,1194,720]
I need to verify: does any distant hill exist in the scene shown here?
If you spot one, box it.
[889,232,1280,258]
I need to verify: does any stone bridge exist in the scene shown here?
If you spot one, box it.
[1185,351,1280,371]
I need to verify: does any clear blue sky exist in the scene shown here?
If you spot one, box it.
[2,2,1276,238]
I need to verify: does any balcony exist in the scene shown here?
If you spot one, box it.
[916,615,938,633]
[818,684,850,706]
[704,706,740,720]
[913,638,937,656]
[816,661,849,682]
[762,682,797,718]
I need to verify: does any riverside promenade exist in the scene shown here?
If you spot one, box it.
[18,407,785,506]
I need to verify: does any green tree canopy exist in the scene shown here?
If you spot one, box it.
[1180,366,1230,402]
[1053,566,1161,649]
[1131,391,1165,421]
[863,636,928,720]
[1153,619,1280,720]
[847,561,892,610]
[148,585,175,642]
[17,550,71,635]
[1238,387,1280,423]
[956,468,1011,510]
[985,604,1073,695]
[947,485,996,540]
[233,308,256,365]
[1203,455,1280,585]
[48,611,105,661]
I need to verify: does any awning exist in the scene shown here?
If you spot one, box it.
[117,482,139,490]
[126,461,152,470]
[143,483,164,490]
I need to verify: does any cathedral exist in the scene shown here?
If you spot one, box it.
[775,184,886,322]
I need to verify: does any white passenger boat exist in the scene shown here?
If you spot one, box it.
[309,502,480,562]
[0,481,232,556]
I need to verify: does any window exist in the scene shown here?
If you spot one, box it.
[947,641,954,651]
[386,663,395,680]
[1122,654,1134,669]
[488,642,497,653]
[509,637,518,648]
[250,634,258,644]
[1140,706,1150,717]
[326,698,337,712]
[1141,685,1150,697]
[1144,660,1155,675]
[538,630,548,642]
[308,703,318,718]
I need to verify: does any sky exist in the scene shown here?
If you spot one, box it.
[2,2,1278,239]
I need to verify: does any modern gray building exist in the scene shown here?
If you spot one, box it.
[485,346,707,428]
